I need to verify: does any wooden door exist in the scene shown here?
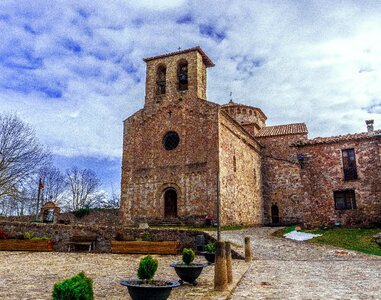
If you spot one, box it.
[164,189,177,218]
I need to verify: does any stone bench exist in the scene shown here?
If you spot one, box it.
[67,235,97,252]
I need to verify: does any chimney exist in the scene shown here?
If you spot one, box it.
[366,120,374,133]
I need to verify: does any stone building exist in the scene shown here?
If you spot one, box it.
[120,46,381,227]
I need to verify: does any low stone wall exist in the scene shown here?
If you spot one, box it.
[57,209,120,226]
[0,221,243,259]
[2,209,120,227]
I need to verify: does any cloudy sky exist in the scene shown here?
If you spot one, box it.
[1,0,380,193]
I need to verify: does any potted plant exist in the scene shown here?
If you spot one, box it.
[120,255,180,300]
[202,242,216,264]
[170,248,208,286]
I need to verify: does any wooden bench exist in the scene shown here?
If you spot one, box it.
[67,235,97,252]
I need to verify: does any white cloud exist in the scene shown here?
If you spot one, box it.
[0,0,381,163]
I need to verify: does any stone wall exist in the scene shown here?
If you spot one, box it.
[221,103,266,136]
[3,209,120,227]
[0,221,244,258]
[120,98,220,226]
[144,49,209,114]
[218,111,263,226]
[258,133,307,225]
[294,137,381,228]
[57,209,120,226]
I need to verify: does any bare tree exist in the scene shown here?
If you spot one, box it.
[0,114,50,199]
[39,165,66,205]
[96,185,120,209]
[65,166,101,210]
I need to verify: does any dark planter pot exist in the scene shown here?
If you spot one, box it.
[201,251,215,264]
[170,263,209,285]
[120,279,180,300]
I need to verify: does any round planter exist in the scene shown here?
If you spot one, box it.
[120,279,180,300]
[201,251,215,264]
[170,263,209,285]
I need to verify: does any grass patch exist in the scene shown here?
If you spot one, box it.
[304,228,381,256]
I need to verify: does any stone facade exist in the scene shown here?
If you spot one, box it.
[218,112,263,225]
[294,134,381,227]
[257,133,307,225]
[120,46,381,228]
[120,47,263,226]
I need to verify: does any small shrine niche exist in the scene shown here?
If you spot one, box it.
[177,60,188,91]
[40,201,60,224]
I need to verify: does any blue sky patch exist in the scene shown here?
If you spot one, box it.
[1,50,43,70]
[176,14,193,24]
[199,24,226,42]
[62,38,82,53]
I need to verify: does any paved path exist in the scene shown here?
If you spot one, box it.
[215,227,381,300]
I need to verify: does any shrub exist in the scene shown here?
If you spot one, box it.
[137,255,158,281]
[52,272,93,300]
[142,231,153,241]
[72,207,91,219]
[23,232,35,240]
[182,248,195,265]
[0,229,7,239]
[205,242,216,253]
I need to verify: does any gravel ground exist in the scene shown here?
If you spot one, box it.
[2,227,380,300]
[213,227,381,300]
[0,251,248,300]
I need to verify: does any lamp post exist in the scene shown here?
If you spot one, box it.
[217,173,221,241]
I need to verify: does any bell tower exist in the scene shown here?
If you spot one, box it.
[143,46,214,112]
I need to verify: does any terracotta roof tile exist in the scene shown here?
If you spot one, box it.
[143,46,215,67]
[256,123,308,137]
[292,130,381,146]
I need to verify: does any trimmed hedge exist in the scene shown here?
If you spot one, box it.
[52,272,94,300]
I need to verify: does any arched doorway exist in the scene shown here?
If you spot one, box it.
[164,189,178,218]
[271,204,280,224]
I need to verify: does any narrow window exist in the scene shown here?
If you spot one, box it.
[156,65,166,95]
[342,149,358,180]
[334,190,356,210]
[233,155,236,172]
[178,60,188,91]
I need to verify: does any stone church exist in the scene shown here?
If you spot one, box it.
[120,47,381,228]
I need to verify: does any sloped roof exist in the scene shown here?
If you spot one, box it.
[256,123,308,137]
[292,130,381,146]
[143,46,215,67]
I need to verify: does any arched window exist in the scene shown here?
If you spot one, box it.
[156,65,166,95]
[177,60,188,91]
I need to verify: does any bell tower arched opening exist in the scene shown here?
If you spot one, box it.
[156,65,166,95]
[177,59,188,91]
